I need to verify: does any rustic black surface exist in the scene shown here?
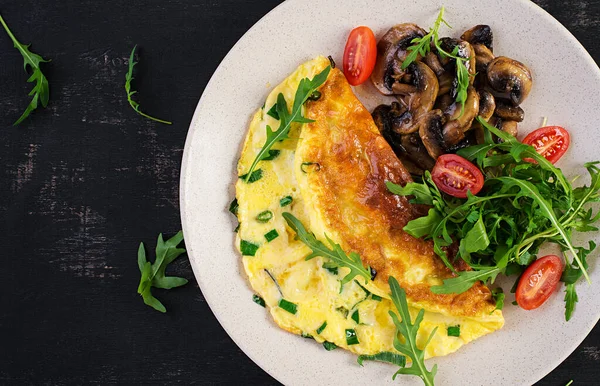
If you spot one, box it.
[0,0,598,385]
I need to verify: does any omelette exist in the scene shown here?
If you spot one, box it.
[234,56,503,359]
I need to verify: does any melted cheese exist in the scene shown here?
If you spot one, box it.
[235,56,503,359]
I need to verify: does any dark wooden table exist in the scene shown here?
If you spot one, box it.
[0,0,598,384]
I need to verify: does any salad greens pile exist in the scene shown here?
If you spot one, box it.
[387,117,600,320]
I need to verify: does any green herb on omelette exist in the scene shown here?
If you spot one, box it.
[0,14,50,125]
[125,45,172,124]
[345,328,359,345]
[278,298,297,314]
[447,325,460,337]
[243,66,331,182]
[264,229,279,242]
[388,276,437,386]
[282,212,371,284]
[252,294,266,307]
[323,341,337,351]
[137,231,188,313]
[316,321,327,334]
[386,116,600,320]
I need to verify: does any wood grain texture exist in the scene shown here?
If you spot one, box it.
[0,0,597,385]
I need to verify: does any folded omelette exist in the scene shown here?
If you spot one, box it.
[235,56,503,358]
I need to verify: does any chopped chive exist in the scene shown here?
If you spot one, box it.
[234,223,240,233]
[354,279,371,297]
[357,352,406,367]
[266,104,279,120]
[371,294,382,301]
[301,162,321,173]
[323,341,337,351]
[336,306,349,318]
[239,169,263,183]
[278,299,297,315]
[252,294,265,307]
[316,321,327,334]
[262,149,280,161]
[345,329,359,345]
[279,195,293,207]
[301,333,313,339]
[264,229,279,242]
[256,210,273,223]
[240,240,259,256]
[351,309,360,324]
[447,325,460,337]
[228,198,238,215]
[322,261,338,275]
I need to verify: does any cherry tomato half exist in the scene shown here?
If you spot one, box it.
[522,126,570,164]
[431,154,484,198]
[515,255,564,310]
[343,26,377,86]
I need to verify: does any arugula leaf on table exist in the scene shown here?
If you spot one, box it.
[137,231,188,312]
[125,45,172,125]
[388,276,437,386]
[243,65,331,182]
[282,212,370,284]
[564,284,578,322]
[0,14,50,125]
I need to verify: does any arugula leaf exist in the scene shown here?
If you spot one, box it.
[282,212,370,284]
[125,45,172,125]
[137,231,188,312]
[388,276,437,386]
[244,66,331,182]
[0,14,50,125]
[564,283,578,321]
[491,288,505,312]
[402,7,449,70]
[386,181,434,205]
[430,266,501,295]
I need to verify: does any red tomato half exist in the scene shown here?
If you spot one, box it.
[343,26,377,86]
[431,154,484,198]
[515,255,564,310]
[522,126,570,164]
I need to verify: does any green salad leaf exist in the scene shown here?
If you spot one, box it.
[387,116,600,320]
[388,276,437,386]
[243,66,331,182]
[125,45,172,124]
[0,14,50,125]
[137,231,188,312]
[282,212,370,284]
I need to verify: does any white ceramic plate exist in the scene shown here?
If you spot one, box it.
[180,0,600,384]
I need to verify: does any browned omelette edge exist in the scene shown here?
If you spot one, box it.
[298,68,497,317]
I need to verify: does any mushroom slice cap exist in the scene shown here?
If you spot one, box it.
[477,90,496,121]
[473,44,495,72]
[419,109,445,160]
[442,86,480,146]
[461,25,493,51]
[494,100,525,122]
[400,132,436,170]
[370,23,427,95]
[391,62,439,134]
[487,56,533,105]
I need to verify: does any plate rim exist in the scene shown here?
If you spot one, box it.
[180,0,600,384]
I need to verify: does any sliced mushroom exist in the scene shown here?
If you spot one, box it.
[400,132,436,170]
[419,109,445,159]
[487,56,533,105]
[461,25,493,51]
[442,86,480,146]
[371,24,427,95]
[489,116,519,140]
[473,44,495,72]
[494,100,525,122]
[392,62,439,134]
[473,90,496,144]
[434,93,454,112]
